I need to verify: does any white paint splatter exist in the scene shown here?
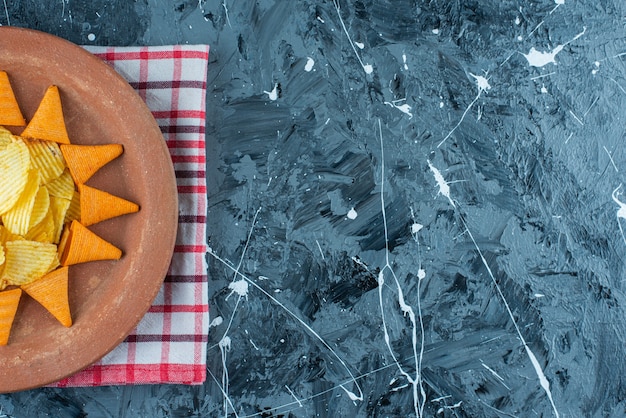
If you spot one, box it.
[285,385,303,407]
[610,77,626,95]
[530,72,556,81]
[437,401,463,414]
[470,73,491,93]
[541,85,548,94]
[603,146,618,172]
[438,72,490,148]
[315,240,325,260]
[87,33,96,41]
[461,221,560,416]
[612,184,626,244]
[569,110,584,126]
[549,0,565,14]
[411,223,423,234]
[438,184,561,417]
[3,0,10,26]
[525,345,559,417]
[432,395,452,403]
[417,269,426,280]
[432,28,439,35]
[347,207,358,219]
[427,160,455,207]
[228,279,249,299]
[223,0,232,28]
[592,61,600,75]
[425,159,562,417]
[343,388,362,401]
[481,362,506,384]
[264,84,279,100]
[523,46,564,67]
[207,246,365,403]
[219,336,231,350]
[217,335,235,417]
[523,27,586,67]
[205,369,238,418]
[515,16,521,25]
[384,99,413,118]
[333,1,373,75]
[304,57,315,72]
[377,120,427,417]
[402,53,409,70]
[213,208,263,417]
[209,316,224,328]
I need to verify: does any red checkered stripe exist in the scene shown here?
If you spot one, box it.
[53,45,209,387]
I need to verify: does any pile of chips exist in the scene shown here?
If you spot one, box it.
[0,128,77,287]
[0,71,139,344]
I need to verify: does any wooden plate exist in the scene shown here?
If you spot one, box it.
[0,27,178,392]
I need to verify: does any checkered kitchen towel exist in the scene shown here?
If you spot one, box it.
[53,45,210,386]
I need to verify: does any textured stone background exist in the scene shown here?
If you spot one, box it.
[1,1,626,417]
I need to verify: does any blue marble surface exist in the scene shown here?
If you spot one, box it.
[2,0,626,417]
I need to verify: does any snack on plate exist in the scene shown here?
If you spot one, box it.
[0,70,140,345]
[61,143,123,185]
[58,220,123,266]
[21,267,71,327]
[0,289,22,346]
[0,71,25,127]
[20,85,70,144]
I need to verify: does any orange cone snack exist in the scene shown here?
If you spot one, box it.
[21,85,70,144]
[0,288,22,345]
[22,266,71,327]
[60,144,123,185]
[0,71,25,127]
[59,220,122,266]
[78,184,139,226]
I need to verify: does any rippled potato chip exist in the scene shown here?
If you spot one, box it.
[24,210,55,243]
[49,196,71,244]
[0,127,14,148]
[0,139,30,215]
[65,190,81,224]
[0,225,21,244]
[45,169,74,200]
[1,240,59,286]
[24,138,65,185]
[28,185,50,230]
[2,169,40,236]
